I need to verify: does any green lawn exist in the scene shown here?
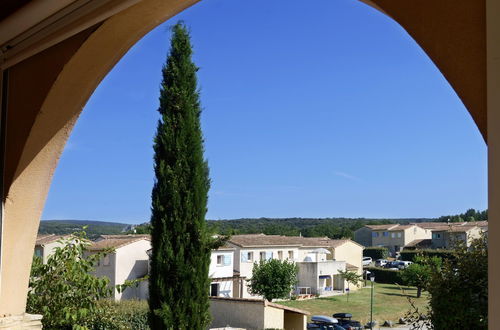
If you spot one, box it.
[280,283,429,325]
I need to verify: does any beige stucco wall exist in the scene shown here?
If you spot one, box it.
[284,310,307,330]
[354,227,372,247]
[39,240,66,264]
[487,0,500,326]
[332,241,363,291]
[209,299,266,329]
[264,305,284,329]
[372,226,430,252]
[92,252,117,292]
[115,239,151,300]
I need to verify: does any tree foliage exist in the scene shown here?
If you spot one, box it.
[338,269,362,301]
[247,259,298,301]
[426,234,488,329]
[399,256,441,298]
[27,231,114,329]
[148,22,215,329]
[405,234,487,329]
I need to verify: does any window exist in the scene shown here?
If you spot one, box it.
[34,248,43,258]
[433,233,442,239]
[260,252,266,261]
[247,252,253,262]
[103,255,110,266]
[397,233,402,238]
[391,233,396,238]
[210,283,219,297]
[372,232,379,238]
[288,251,294,260]
[217,255,223,265]
[278,251,283,260]
[383,231,389,237]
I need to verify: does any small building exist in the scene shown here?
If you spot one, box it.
[431,225,483,249]
[355,224,431,255]
[34,234,69,264]
[89,234,151,300]
[209,297,308,330]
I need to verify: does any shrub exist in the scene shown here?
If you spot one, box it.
[90,300,149,330]
[365,267,400,284]
[247,259,298,301]
[363,247,389,260]
[400,249,455,262]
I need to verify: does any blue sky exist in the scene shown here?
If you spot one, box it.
[42,0,487,224]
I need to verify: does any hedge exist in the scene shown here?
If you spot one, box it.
[400,249,455,262]
[364,267,401,284]
[363,247,389,260]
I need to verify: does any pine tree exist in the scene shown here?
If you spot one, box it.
[149,22,212,329]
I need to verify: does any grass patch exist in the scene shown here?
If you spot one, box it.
[280,283,429,325]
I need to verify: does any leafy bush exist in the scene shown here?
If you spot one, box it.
[426,234,487,329]
[247,259,298,301]
[365,267,400,284]
[363,247,389,260]
[27,231,114,329]
[90,300,149,330]
[398,256,441,298]
[400,249,455,262]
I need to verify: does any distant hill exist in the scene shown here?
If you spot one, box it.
[39,220,133,239]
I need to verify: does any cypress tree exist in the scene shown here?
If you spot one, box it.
[149,22,212,329]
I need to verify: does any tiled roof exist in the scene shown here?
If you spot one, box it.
[405,239,432,248]
[89,235,150,251]
[365,224,399,230]
[431,225,479,233]
[36,234,67,246]
[208,297,309,315]
[388,225,414,231]
[98,234,150,240]
[228,234,358,249]
[346,263,359,270]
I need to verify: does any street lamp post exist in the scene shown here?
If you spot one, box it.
[370,275,375,330]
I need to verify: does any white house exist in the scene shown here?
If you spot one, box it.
[227,234,364,298]
[89,234,151,300]
[209,245,236,298]
[34,234,69,264]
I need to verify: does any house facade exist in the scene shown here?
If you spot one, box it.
[227,234,363,298]
[209,246,236,298]
[89,235,151,300]
[34,234,69,264]
[431,225,483,249]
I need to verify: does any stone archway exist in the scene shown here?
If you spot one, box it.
[0,0,497,327]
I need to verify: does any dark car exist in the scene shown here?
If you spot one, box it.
[307,315,346,330]
[332,313,363,330]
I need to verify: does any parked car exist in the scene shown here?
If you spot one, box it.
[384,261,400,270]
[307,315,345,330]
[332,313,363,330]
[362,257,372,266]
[375,259,388,267]
[398,261,413,269]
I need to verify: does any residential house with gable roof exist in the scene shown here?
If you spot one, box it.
[354,224,430,255]
[227,234,363,298]
[34,234,70,264]
[431,224,484,249]
[89,234,151,300]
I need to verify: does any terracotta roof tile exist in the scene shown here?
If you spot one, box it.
[36,234,68,246]
[365,224,399,230]
[228,234,358,249]
[89,235,150,251]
